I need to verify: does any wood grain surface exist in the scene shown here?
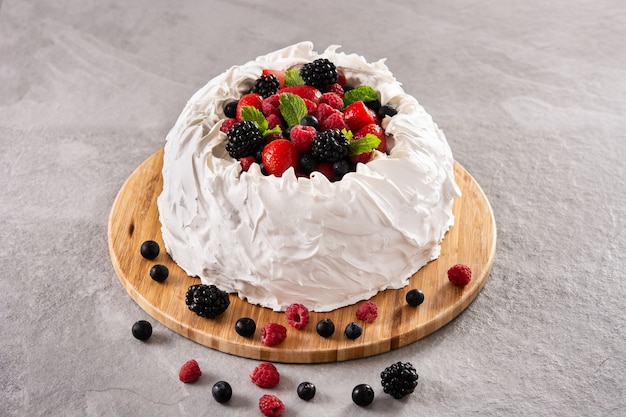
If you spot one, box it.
[108,149,496,363]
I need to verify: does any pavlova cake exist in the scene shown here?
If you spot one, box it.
[157,42,460,312]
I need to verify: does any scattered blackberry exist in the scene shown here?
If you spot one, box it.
[311,129,349,162]
[185,284,230,318]
[140,240,159,259]
[226,121,264,159]
[223,100,238,118]
[150,264,169,282]
[251,74,280,98]
[300,58,338,92]
[380,362,419,399]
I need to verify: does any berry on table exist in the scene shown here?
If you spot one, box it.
[344,322,363,339]
[226,120,264,159]
[149,264,169,282]
[405,289,425,306]
[235,317,256,337]
[140,240,159,259]
[297,381,316,401]
[212,380,233,403]
[185,284,230,318]
[352,383,374,406]
[259,394,284,417]
[355,300,378,323]
[316,318,335,338]
[179,359,202,383]
[131,320,152,341]
[448,264,472,287]
[250,361,280,388]
[285,303,310,329]
[380,361,419,399]
[260,323,287,346]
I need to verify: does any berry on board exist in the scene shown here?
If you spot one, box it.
[260,323,287,346]
[448,263,472,287]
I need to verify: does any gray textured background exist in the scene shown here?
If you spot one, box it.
[1,1,625,416]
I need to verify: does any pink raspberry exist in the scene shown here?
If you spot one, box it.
[448,264,472,287]
[266,113,283,130]
[328,82,345,98]
[259,394,284,417]
[315,103,337,124]
[261,94,281,117]
[239,156,256,172]
[290,125,316,155]
[320,111,348,131]
[356,300,378,323]
[319,92,344,110]
[303,98,318,115]
[260,323,287,346]
[220,118,238,133]
[285,303,310,329]
[250,361,280,388]
[178,359,202,383]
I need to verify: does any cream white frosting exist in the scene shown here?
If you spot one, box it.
[157,42,461,312]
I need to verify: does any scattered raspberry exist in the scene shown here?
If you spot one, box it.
[285,303,310,329]
[220,118,238,134]
[448,264,472,287]
[356,300,378,323]
[290,125,316,155]
[250,362,280,388]
[260,323,287,346]
[259,394,285,417]
[178,359,202,383]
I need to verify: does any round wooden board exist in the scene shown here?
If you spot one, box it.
[108,149,496,363]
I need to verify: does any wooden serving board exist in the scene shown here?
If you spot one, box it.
[108,149,496,363]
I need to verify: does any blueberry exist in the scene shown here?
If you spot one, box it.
[300,115,319,130]
[316,318,335,338]
[352,383,374,406]
[299,153,318,175]
[378,104,398,120]
[140,240,160,260]
[235,317,256,337]
[406,289,425,306]
[284,125,293,140]
[365,99,381,113]
[344,322,362,340]
[150,264,169,282]
[297,381,316,401]
[212,380,232,403]
[131,320,152,341]
[332,160,353,179]
[224,101,238,119]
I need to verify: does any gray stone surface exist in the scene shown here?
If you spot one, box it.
[1,1,625,416]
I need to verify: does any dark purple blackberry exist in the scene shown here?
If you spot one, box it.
[251,74,280,98]
[316,318,335,338]
[223,100,238,118]
[352,384,374,406]
[300,58,338,91]
[344,322,362,339]
[297,382,316,401]
[311,129,349,162]
[380,362,419,399]
[185,284,230,318]
[140,240,159,260]
[150,264,169,282]
[226,121,264,159]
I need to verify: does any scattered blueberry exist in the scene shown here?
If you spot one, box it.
[131,320,152,341]
[344,322,362,340]
[297,381,316,401]
[235,317,256,337]
[150,264,169,282]
[352,383,374,406]
[406,289,425,306]
[212,380,233,403]
[316,318,335,338]
[140,240,160,260]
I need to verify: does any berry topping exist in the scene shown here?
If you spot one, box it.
[406,289,425,306]
[378,104,398,119]
[260,323,287,346]
[355,300,378,323]
[278,85,322,103]
[316,318,335,338]
[239,155,256,172]
[185,284,230,318]
[300,114,320,130]
[319,92,344,110]
[352,384,375,407]
[226,120,264,159]
[354,123,386,153]
[299,153,317,175]
[149,264,169,282]
[212,380,233,403]
[344,100,378,132]
[297,382,316,401]
[251,74,280,98]
[235,317,256,337]
[332,159,354,180]
[131,320,152,341]
[250,361,280,388]
[262,69,286,88]
[259,394,285,417]
[140,240,159,260]
[380,362,419,399]
[314,161,335,180]
[261,139,299,177]
[344,322,363,339]
[319,111,348,131]
[236,93,264,120]
[448,263,472,287]
[300,58,338,92]
[220,117,238,134]
[178,359,202,383]
[223,100,238,119]
[290,125,317,155]
[311,129,350,162]
[285,303,310,329]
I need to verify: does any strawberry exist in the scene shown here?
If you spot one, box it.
[290,125,316,155]
[320,111,347,131]
[303,98,318,115]
[314,162,335,180]
[236,93,264,120]
[262,139,298,177]
[262,69,285,88]
[344,100,378,132]
[278,85,322,103]
[354,123,387,153]
[250,361,280,388]
[349,151,372,164]
[178,359,202,383]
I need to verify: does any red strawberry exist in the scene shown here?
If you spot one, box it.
[448,264,472,287]
[250,361,280,388]
[178,359,202,383]
[262,69,286,88]
[259,323,287,346]
[344,100,378,132]
[278,85,322,103]
[285,303,310,329]
[319,92,344,111]
[349,151,372,164]
[303,98,318,115]
[239,156,256,172]
[236,93,264,120]
[220,118,238,134]
[259,394,284,417]
[290,125,316,155]
[354,123,387,153]
[262,139,298,177]
[355,300,378,323]
[261,94,281,118]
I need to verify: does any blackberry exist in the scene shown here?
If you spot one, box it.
[311,129,349,162]
[185,284,230,318]
[380,362,419,399]
[300,58,338,91]
[226,121,264,159]
[251,74,279,98]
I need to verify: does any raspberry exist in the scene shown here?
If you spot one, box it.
[319,111,348,131]
[259,394,284,417]
[250,362,280,388]
[220,118,238,134]
[290,125,316,155]
[260,323,287,346]
[285,303,310,329]
[327,82,345,98]
[356,300,378,323]
[315,103,338,124]
[448,264,472,287]
[179,359,202,383]
[266,113,283,131]
[239,156,256,172]
[319,92,344,110]
[261,94,281,117]
[380,361,419,399]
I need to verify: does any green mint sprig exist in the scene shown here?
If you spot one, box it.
[343,85,379,108]
[284,69,305,87]
[240,106,282,137]
[349,133,381,156]
[279,92,308,127]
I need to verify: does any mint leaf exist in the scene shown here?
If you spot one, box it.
[341,128,353,141]
[343,85,379,107]
[284,69,304,87]
[279,93,308,127]
[349,133,381,156]
[263,125,282,138]
[240,106,269,133]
